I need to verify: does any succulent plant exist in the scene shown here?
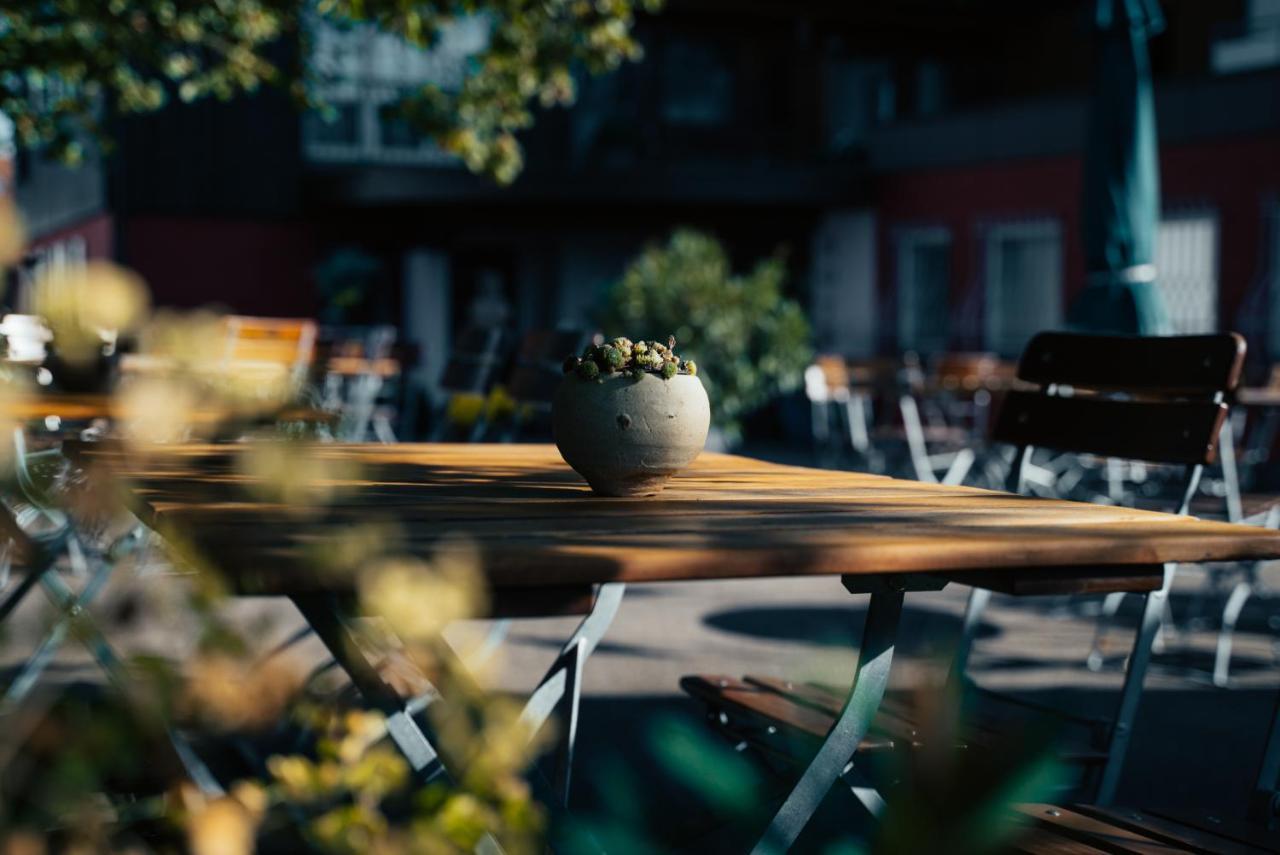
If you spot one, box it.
[567,335,698,381]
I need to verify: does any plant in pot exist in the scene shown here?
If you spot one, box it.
[554,336,709,497]
[597,229,813,448]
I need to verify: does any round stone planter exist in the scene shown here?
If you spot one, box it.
[553,372,710,497]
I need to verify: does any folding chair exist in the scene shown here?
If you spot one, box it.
[429,327,506,442]
[685,332,1246,809]
[320,325,400,442]
[501,329,593,443]
[0,431,222,795]
[221,315,318,395]
[1013,685,1280,852]
[805,356,873,460]
[896,353,985,486]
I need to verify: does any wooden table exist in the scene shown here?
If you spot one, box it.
[3,391,332,429]
[78,442,1280,852]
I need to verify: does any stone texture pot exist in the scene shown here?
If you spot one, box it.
[553,372,710,496]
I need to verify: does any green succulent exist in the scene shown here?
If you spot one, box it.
[565,334,697,381]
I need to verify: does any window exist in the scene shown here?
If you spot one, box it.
[661,38,734,127]
[1263,202,1280,358]
[984,220,1063,357]
[896,228,951,354]
[303,15,488,164]
[825,59,895,153]
[1156,213,1218,334]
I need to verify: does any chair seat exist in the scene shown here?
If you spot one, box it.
[1012,803,1280,854]
[1187,492,1280,524]
[680,674,1109,767]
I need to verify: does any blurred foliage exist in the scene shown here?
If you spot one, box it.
[0,194,551,853]
[0,0,662,182]
[599,229,813,441]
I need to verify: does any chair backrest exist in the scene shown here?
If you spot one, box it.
[806,355,851,403]
[437,326,505,394]
[507,328,591,405]
[993,332,1245,469]
[222,315,318,384]
[932,352,1002,390]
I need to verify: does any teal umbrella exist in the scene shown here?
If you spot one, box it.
[1068,0,1169,335]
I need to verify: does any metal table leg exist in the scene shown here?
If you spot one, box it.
[752,587,904,855]
[519,582,626,807]
[1095,563,1174,805]
[290,593,449,783]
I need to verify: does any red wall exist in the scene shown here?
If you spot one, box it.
[29,212,115,259]
[875,131,1280,347]
[121,216,318,317]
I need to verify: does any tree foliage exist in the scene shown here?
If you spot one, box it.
[0,0,661,181]
[599,229,813,440]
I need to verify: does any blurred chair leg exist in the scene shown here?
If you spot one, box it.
[519,583,625,807]
[941,448,975,486]
[1219,420,1244,523]
[468,619,511,669]
[1087,592,1128,672]
[1214,574,1255,688]
[899,395,937,484]
[843,394,870,455]
[948,587,992,688]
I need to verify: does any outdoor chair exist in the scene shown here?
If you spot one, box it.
[893,352,994,485]
[1010,685,1280,852]
[499,328,593,442]
[0,432,223,796]
[429,326,506,441]
[684,331,1247,809]
[319,324,401,442]
[804,355,874,464]
[221,314,318,394]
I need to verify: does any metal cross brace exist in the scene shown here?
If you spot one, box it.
[752,586,905,855]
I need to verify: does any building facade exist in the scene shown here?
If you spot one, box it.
[11,0,1280,389]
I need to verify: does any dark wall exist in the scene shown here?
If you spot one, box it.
[111,88,303,219]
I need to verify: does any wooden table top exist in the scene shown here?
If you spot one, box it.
[4,392,332,426]
[76,443,1280,596]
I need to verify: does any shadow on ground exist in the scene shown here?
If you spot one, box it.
[561,684,1280,852]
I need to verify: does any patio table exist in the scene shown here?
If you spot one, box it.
[76,442,1280,852]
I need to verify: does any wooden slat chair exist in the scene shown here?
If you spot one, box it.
[318,325,401,442]
[684,332,1247,808]
[1009,684,1280,853]
[805,355,874,459]
[429,326,506,441]
[221,315,318,394]
[894,352,991,486]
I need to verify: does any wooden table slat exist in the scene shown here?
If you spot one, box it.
[77,443,1280,594]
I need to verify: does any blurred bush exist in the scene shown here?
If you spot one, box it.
[598,229,813,442]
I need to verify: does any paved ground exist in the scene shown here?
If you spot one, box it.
[4,555,1277,850]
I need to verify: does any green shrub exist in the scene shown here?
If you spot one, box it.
[599,230,812,441]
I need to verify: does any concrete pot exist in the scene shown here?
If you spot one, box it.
[553,372,710,496]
